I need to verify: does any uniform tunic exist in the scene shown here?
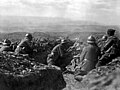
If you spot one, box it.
[101,36,118,53]
[47,43,72,70]
[15,38,33,54]
[80,44,100,73]
[96,36,119,67]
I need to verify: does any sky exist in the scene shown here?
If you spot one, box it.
[0,0,120,25]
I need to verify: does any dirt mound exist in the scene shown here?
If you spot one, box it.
[0,67,66,90]
[63,58,120,90]
[0,52,66,90]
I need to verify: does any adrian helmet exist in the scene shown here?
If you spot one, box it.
[102,35,108,41]
[25,33,33,40]
[3,39,11,46]
[87,35,96,43]
[61,39,67,44]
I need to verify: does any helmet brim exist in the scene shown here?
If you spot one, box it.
[87,40,95,43]
[2,43,9,45]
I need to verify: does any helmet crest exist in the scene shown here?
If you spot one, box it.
[87,35,96,43]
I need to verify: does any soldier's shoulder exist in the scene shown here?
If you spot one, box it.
[52,44,61,50]
[110,36,119,42]
[108,36,117,39]
[19,39,28,44]
[55,44,61,47]
[21,38,28,42]
[86,44,98,50]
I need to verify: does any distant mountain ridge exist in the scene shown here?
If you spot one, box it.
[0,16,102,32]
[0,16,119,33]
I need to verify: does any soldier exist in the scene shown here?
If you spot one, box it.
[47,39,72,71]
[97,35,108,48]
[96,29,119,67]
[15,33,33,56]
[75,35,100,76]
[0,39,12,52]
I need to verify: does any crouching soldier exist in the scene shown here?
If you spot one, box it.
[15,33,34,56]
[0,39,12,52]
[96,29,120,67]
[47,39,73,71]
[75,35,100,77]
[97,35,108,49]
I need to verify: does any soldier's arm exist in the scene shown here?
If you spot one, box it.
[102,39,114,52]
[17,40,27,48]
[47,46,59,65]
[79,47,87,63]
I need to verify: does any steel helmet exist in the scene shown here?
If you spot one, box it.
[87,35,96,43]
[3,39,11,46]
[102,35,107,41]
[25,33,33,40]
[61,39,67,44]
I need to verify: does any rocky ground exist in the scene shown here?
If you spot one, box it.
[63,58,120,90]
[1,52,120,90]
[0,52,66,90]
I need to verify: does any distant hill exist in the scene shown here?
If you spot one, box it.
[0,31,107,42]
[0,16,120,41]
[1,16,119,33]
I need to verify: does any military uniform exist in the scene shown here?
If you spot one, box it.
[0,39,12,52]
[79,43,100,73]
[75,36,100,76]
[15,38,33,55]
[15,33,33,55]
[96,29,119,67]
[96,36,119,67]
[97,35,107,50]
[47,41,72,71]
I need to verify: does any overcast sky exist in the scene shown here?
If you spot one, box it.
[0,0,120,25]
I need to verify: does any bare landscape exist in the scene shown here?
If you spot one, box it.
[0,16,120,90]
[0,16,120,40]
[1,0,120,90]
